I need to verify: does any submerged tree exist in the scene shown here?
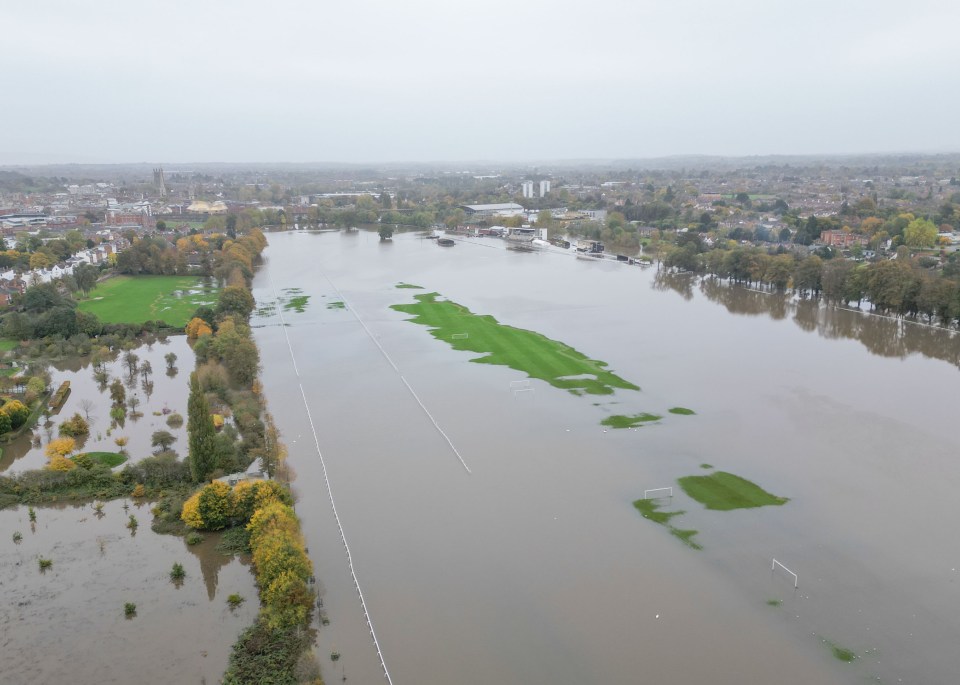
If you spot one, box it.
[187,372,217,482]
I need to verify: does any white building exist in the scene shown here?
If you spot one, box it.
[539,180,551,197]
[521,181,534,198]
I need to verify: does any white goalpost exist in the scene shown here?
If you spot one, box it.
[643,487,673,500]
[451,333,469,340]
[771,558,798,588]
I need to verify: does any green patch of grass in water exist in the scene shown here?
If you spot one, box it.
[601,413,662,428]
[632,498,683,525]
[822,639,857,662]
[669,528,702,550]
[392,293,639,396]
[396,282,424,289]
[699,463,713,470]
[766,599,782,607]
[284,295,310,313]
[633,499,702,550]
[668,407,696,415]
[677,471,789,511]
[327,301,346,310]
[73,451,127,467]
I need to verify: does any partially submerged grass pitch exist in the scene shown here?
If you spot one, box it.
[78,276,218,327]
[391,293,639,395]
[677,471,788,511]
[601,413,662,428]
[632,498,702,550]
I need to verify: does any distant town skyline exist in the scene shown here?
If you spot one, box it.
[4,0,959,165]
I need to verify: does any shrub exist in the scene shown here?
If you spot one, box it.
[185,532,203,545]
[227,593,245,608]
[197,481,232,530]
[262,569,312,629]
[39,558,52,570]
[46,455,76,472]
[72,453,95,469]
[166,412,184,428]
[59,413,89,437]
[45,438,77,459]
[170,562,185,581]
[131,483,146,498]
[185,317,213,340]
[181,491,204,529]
[124,602,137,617]
[3,400,31,430]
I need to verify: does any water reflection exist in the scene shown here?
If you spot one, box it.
[655,273,960,369]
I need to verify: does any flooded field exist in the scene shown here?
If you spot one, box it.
[0,335,191,474]
[249,229,960,685]
[0,499,258,684]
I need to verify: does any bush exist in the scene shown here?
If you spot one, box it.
[45,438,76,459]
[46,455,76,472]
[124,602,137,617]
[197,481,233,530]
[38,558,52,570]
[59,413,89,437]
[170,562,185,581]
[166,412,184,428]
[2,400,30,430]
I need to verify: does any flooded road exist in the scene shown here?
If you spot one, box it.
[0,499,258,684]
[253,229,960,685]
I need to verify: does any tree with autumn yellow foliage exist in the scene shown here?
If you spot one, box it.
[46,455,77,471]
[45,437,77,458]
[185,317,213,339]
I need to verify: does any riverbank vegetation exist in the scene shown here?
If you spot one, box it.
[392,292,639,395]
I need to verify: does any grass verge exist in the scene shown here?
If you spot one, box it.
[78,275,219,327]
[602,413,662,428]
[668,406,696,415]
[677,471,788,511]
[392,293,639,395]
[396,282,424,289]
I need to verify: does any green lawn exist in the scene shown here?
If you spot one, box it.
[392,293,639,396]
[602,413,662,428]
[677,471,789,511]
[74,451,127,467]
[0,340,18,352]
[78,276,219,327]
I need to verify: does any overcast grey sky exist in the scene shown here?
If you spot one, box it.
[4,0,959,164]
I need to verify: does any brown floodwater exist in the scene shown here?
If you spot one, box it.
[252,229,960,685]
[0,335,192,474]
[0,499,258,684]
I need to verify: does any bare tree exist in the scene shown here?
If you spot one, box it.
[79,398,96,422]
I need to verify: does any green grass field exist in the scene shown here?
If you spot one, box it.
[78,276,219,327]
[602,413,662,428]
[0,340,18,352]
[74,451,127,467]
[677,471,788,511]
[391,293,639,396]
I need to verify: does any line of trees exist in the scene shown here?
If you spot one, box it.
[664,242,960,324]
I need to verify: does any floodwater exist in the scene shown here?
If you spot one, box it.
[0,335,191,474]
[0,499,259,684]
[252,229,960,685]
